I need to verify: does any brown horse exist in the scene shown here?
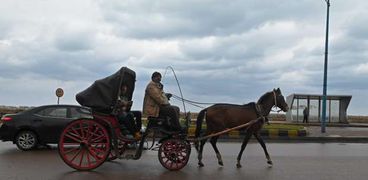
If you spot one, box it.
[194,88,289,168]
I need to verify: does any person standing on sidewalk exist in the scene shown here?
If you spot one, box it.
[303,106,309,123]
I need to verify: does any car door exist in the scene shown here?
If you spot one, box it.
[34,107,72,143]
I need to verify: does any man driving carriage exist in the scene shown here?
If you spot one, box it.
[143,72,183,132]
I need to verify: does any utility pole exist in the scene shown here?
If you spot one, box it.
[321,0,330,133]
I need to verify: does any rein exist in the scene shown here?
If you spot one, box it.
[174,90,283,113]
[171,94,219,109]
[164,66,223,110]
[163,66,187,113]
[188,117,264,142]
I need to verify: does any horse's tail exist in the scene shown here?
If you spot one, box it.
[194,108,207,152]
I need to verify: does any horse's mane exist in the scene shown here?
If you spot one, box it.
[257,91,272,104]
[212,102,255,109]
[243,102,256,107]
[211,91,273,108]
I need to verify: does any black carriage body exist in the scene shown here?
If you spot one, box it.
[76,67,136,114]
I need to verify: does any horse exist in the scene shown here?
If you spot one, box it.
[194,88,289,168]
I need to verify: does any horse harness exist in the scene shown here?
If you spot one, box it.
[255,90,278,124]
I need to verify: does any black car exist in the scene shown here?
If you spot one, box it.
[0,105,92,151]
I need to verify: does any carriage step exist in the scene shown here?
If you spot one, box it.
[149,143,160,151]
[151,146,159,151]
[120,154,136,160]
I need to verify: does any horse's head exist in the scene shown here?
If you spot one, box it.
[272,88,289,112]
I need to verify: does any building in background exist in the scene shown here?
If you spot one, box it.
[285,94,352,123]
[0,106,33,117]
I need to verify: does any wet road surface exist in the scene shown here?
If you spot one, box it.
[1,142,368,180]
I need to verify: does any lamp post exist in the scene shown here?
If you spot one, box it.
[321,0,330,133]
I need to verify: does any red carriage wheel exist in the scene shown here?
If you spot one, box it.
[158,139,191,171]
[58,119,110,170]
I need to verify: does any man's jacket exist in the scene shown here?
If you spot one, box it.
[143,81,169,117]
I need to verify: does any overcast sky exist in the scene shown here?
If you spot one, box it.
[0,0,367,115]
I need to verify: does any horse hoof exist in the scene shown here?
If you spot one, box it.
[267,161,273,167]
[219,161,224,166]
[236,164,242,168]
[198,162,204,167]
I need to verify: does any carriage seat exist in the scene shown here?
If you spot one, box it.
[147,116,187,135]
[147,116,170,128]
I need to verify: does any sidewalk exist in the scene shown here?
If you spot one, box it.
[265,122,368,143]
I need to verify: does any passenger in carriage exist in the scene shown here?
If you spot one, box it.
[143,72,183,132]
[117,83,142,140]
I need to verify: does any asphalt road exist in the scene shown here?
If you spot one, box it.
[1,141,368,180]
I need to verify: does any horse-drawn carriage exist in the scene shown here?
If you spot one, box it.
[58,66,289,171]
[58,67,191,171]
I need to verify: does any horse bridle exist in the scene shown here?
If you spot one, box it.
[273,90,277,107]
[272,90,283,113]
[256,90,279,116]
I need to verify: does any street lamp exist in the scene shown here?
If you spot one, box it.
[321,0,330,133]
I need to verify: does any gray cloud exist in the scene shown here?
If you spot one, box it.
[55,33,94,52]
[98,0,324,39]
[0,0,367,116]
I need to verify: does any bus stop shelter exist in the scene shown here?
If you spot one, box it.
[285,94,352,123]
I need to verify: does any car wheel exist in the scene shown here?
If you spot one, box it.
[15,131,38,151]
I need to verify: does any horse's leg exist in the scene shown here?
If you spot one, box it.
[210,136,223,166]
[198,138,207,167]
[236,131,252,168]
[254,132,273,166]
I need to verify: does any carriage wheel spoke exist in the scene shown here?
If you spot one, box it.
[77,121,85,139]
[164,158,170,165]
[89,146,106,154]
[63,147,80,155]
[79,148,85,167]
[90,134,105,143]
[88,147,103,161]
[169,159,174,168]
[71,127,82,139]
[90,142,108,146]
[84,121,91,140]
[88,127,101,141]
[62,142,81,146]
[69,148,82,162]
[65,133,82,143]
[83,122,92,139]
[86,149,92,166]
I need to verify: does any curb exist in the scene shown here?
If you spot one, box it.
[271,121,368,128]
[262,136,368,143]
[259,128,307,137]
[187,127,308,139]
